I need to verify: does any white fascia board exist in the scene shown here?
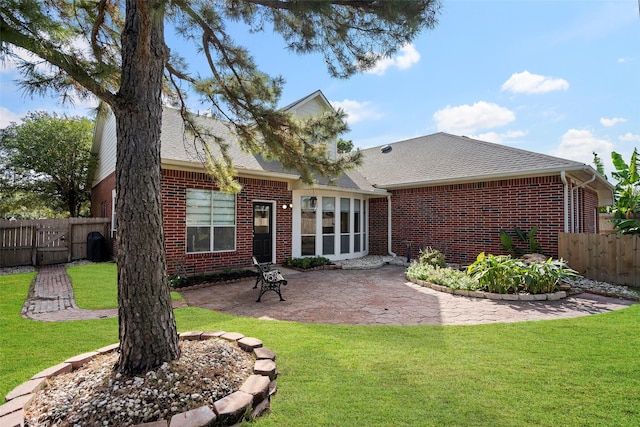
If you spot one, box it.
[161,159,300,181]
[376,165,613,191]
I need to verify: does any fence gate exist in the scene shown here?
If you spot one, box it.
[36,223,70,265]
[0,218,110,268]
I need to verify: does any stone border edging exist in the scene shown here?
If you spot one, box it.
[408,277,568,301]
[0,331,277,427]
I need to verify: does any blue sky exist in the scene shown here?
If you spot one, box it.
[1,0,638,177]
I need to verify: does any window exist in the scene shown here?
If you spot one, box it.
[354,199,361,252]
[301,196,317,256]
[362,200,367,252]
[322,197,335,255]
[340,198,350,254]
[110,189,117,238]
[186,189,235,253]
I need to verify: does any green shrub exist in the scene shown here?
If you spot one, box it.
[417,247,446,268]
[466,252,524,294]
[406,263,480,291]
[168,269,255,289]
[285,256,333,269]
[467,252,580,294]
[522,258,579,294]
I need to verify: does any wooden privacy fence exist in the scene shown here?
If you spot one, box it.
[558,232,640,286]
[0,218,110,268]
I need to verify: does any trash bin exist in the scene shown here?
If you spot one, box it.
[87,231,107,262]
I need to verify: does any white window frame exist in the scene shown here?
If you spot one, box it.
[110,189,117,238]
[186,189,237,254]
[293,190,369,260]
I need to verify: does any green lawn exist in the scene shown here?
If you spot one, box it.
[1,265,639,426]
[67,262,184,309]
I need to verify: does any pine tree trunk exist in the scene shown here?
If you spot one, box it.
[113,0,180,375]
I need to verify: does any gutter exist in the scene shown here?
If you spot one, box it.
[161,160,301,182]
[560,171,569,233]
[375,164,614,192]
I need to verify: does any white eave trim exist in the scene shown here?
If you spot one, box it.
[297,182,390,197]
[374,165,614,192]
[161,159,301,182]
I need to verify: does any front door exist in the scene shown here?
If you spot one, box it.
[253,202,273,263]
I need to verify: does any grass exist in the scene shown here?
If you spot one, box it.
[67,262,184,309]
[2,264,639,426]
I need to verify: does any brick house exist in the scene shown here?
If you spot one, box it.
[357,134,613,265]
[91,91,614,273]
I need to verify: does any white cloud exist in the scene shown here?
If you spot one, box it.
[365,44,420,76]
[618,57,633,63]
[619,132,640,143]
[433,101,515,135]
[501,71,569,94]
[473,130,527,145]
[600,117,626,127]
[0,106,22,128]
[553,129,613,164]
[331,99,383,125]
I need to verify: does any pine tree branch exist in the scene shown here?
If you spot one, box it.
[0,14,117,106]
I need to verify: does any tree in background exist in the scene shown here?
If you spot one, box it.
[0,112,95,218]
[1,0,441,375]
[337,138,355,154]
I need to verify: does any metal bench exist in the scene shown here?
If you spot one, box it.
[252,257,287,302]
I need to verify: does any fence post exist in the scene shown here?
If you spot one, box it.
[67,221,73,263]
[31,225,37,266]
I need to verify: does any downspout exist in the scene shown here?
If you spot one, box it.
[560,171,569,233]
[572,174,597,233]
[387,195,397,257]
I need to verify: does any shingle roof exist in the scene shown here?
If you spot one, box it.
[160,107,381,193]
[357,133,591,188]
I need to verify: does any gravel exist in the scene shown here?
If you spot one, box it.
[564,276,640,300]
[23,339,254,426]
[0,265,36,276]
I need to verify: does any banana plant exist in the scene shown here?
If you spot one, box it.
[611,149,640,233]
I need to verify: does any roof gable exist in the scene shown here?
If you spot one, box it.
[158,96,378,194]
[282,90,333,117]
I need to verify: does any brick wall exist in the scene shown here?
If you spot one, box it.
[580,187,599,233]
[369,176,579,265]
[162,169,292,275]
[91,172,115,219]
[368,197,389,256]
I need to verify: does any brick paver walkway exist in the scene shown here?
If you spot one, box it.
[22,264,635,325]
[22,265,119,322]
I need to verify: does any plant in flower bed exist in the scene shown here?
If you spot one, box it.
[168,269,256,289]
[467,252,578,294]
[406,247,480,291]
[285,256,333,270]
[417,246,447,268]
[406,263,481,291]
[407,249,579,295]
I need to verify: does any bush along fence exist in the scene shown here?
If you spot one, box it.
[558,232,640,286]
[0,218,110,268]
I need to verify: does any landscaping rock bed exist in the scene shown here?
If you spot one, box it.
[1,331,278,427]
